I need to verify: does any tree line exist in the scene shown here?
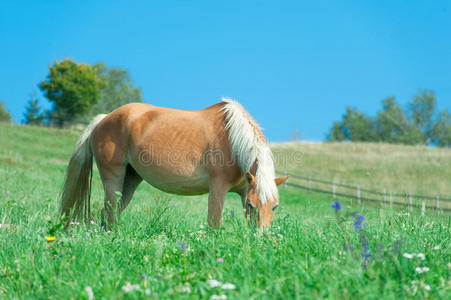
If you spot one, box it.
[328,91,451,147]
[0,58,142,127]
[1,62,450,148]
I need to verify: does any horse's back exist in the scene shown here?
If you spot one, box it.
[91,102,237,195]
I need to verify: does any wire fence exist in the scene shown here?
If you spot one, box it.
[276,171,451,214]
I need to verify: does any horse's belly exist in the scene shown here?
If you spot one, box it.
[131,163,210,195]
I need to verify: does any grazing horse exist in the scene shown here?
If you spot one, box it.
[59,98,288,228]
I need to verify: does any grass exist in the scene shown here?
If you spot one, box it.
[273,142,451,209]
[1,123,451,299]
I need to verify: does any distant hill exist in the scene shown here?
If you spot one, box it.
[272,141,451,199]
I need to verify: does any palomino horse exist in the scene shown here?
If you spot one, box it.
[59,98,288,228]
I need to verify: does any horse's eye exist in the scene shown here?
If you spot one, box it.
[272,204,279,211]
[247,200,255,208]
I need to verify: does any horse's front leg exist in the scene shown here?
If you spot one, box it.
[208,177,229,228]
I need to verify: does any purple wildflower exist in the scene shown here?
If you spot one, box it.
[231,211,235,218]
[217,258,224,263]
[353,215,365,230]
[362,241,370,252]
[391,239,402,253]
[177,241,188,250]
[344,243,354,251]
[331,201,341,211]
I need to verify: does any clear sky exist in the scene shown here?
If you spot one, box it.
[1,0,450,142]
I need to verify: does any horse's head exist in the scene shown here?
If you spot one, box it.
[245,172,288,228]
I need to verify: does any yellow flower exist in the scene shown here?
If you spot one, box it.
[45,236,56,242]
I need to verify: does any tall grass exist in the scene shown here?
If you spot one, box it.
[1,124,451,299]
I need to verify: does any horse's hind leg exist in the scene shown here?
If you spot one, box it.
[98,164,127,227]
[118,164,143,216]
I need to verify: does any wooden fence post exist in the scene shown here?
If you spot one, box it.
[357,185,361,205]
[390,192,393,208]
[421,200,425,216]
[436,195,440,215]
[332,180,336,199]
[409,193,413,213]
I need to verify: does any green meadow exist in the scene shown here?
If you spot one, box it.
[1,123,451,299]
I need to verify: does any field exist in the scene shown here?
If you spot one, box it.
[1,123,451,299]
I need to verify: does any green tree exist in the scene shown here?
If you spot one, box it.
[79,62,142,120]
[0,102,12,123]
[328,121,346,141]
[342,107,376,141]
[327,107,375,142]
[39,59,104,127]
[431,108,451,147]
[23,89,45,125]
[408,90,436,141]
[375,97,425,145]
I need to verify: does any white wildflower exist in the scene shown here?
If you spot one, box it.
[403,253,414,259]
[424,284,431,291]
[415,267,430,274]
[85,286,94,300]
[181,283,191,294]
[433,245,440,250]
[221,283,236,290]
[122,282,141,293]
[207,279,222,288]
[145,288,151,296]
[211,295,227,300]
[417,253,425,260]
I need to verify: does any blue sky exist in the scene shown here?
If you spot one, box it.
[1,0,450,142]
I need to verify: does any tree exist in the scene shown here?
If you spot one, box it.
[23,89,45,125]
[328,121,346,141]
[39,59,104,127]
[431,108,451,147]
[327,107,375,142]
[342,107,376,141]
[375,97,425,145]
[408,90,436,142]
[0,102,12,123]
[79,62,142,120]
[327,91,450,147]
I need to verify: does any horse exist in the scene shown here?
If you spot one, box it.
[59,98,288,228]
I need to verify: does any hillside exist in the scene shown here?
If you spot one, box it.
[2,123,450,199]
[1,123,451,299]
[273,141,451,198]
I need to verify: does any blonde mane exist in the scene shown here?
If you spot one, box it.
[221,98,278,204]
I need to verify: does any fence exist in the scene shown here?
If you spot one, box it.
[276,171,451,214]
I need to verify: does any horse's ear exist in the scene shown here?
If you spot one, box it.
[246,172,255,185]
[275,176,289,187]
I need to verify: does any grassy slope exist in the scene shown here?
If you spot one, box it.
[273,142,451,209]
[1,123,451,299]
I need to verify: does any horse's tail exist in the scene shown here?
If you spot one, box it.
[59,114,107,222]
